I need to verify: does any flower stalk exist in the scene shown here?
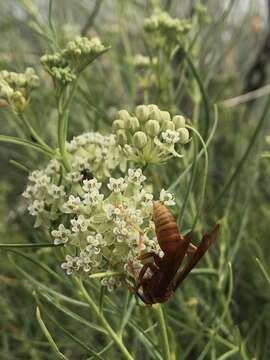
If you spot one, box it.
[75,278,134,360]
[152,304,171,360]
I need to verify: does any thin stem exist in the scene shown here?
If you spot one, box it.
[169,104,218,192]
[19,113,55,155]
[211,95,270,210]
[152,304,171,360]
[75,278,134,360]
[186,125,209,230]
[57,94,70,171]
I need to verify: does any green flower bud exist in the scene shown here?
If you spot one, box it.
[126,116,140,132]
[112,119,125,131]
[145,120,160,137]
[118,110,130,122]
[160,111,171,122]
[173,115,186,129]
[178,128,189,144]
[163,121,175,131]
[116,130,128,145]
[149,108,162,122]
[133,131,148,149]
[135,105,149,122]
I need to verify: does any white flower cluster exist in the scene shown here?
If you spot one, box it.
[66,132,121,179]
[22,132,121,227]
[23,161,176,291]
[144,11,191,42]
[112,104,190,164]
[41,36,108,85]
[0,68,39,112]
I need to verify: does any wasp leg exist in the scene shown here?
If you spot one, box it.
[139,252,163,267]
[128,262,158,294]
[173,224,220,291]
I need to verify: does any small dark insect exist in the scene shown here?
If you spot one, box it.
[81,169,94,180]
[130,201,219,305]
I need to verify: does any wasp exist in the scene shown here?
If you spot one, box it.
[130,201,219,305]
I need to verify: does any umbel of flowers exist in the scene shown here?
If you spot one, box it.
[23,162,176,291]
[0,68,39,112]
[41,37,109,86]
[112,104,190,164]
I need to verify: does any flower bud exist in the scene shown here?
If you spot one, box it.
[135,105,149,122]
[116,130,128,145]
[12,91,26,112]
[112,119,125,131]
[163,121,175,131]
[149,108,162,122]
[126,116,140,132]
[178,128,189,144]
[118,110,130,122]
[133,131,148,149]
[160,111,171,122]
[173,115,185,129]
[145,120,160,137]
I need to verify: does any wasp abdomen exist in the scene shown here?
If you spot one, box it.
[153,201,182,254]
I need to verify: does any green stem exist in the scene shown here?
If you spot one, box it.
[186,125,209,230]
[19,113,55,155]
[152,304,171,360]
[76,278,134,360]
[210,95,270,210]
[57,93,70,171]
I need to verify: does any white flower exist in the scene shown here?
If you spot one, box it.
[61,255,80,275]
[127,168,146,185]
[62,195,81,213]
[159,189,175,206]
[70,215,89,232]
[161,129,180,144]
[82,178,102,193]
[65,171,83,183]
[45,159,61,175]
[48,184,65,199]
[28,200,45,216]
[107,177,128,193]
[22,185,35,199]
[51,224,71,245]
[83,190,104,206]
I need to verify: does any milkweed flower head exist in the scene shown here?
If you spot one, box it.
[144,10,191,46]
[23,150,175,291]
[112,104,190,164]
[0,68,39,112]
[41,36,109,87]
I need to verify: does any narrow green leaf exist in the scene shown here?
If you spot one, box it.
[0,134,55,157]
[36,306,69,360]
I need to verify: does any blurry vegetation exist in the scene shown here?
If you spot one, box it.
[0,0,270,359]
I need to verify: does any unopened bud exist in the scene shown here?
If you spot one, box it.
[116,130,128,145]
[135,105,149,122]
[178,128,189,144]
[160,111,171,122]
[163,121,175,131]
[112,119,125,131]
[133,131,148,149]
[118,109,130,122]
[173,115,186,129]
[126,116,140,132]
[145,120,160,137]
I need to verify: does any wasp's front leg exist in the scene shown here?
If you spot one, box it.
[128,262,158,293]
[139,252,163,267]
